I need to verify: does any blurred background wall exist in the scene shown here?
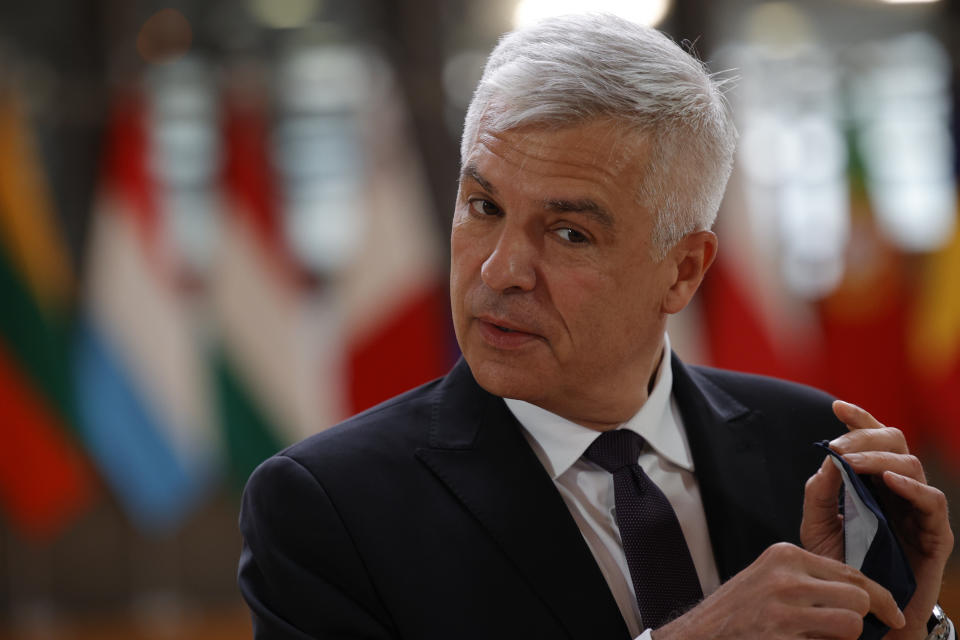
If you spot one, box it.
[0,0,959,637]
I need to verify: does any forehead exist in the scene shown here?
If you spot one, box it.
[461,119,650,204]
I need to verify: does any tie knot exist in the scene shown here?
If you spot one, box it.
[584,429,645,473]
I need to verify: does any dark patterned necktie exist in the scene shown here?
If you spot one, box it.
[584,429,703,629]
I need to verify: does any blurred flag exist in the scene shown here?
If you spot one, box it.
[698,210,823,387]
[0,87,95,539]
[817,216,915,440]
[699,255,795,380]
[212,60,454,489]
[340,85,453,413]
[909,224,960,463]
[74,93,218,532]
[210,86,306,488]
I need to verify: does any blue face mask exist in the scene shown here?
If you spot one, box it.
[814,441,916,640]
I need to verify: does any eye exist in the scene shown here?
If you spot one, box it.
[554,227,589,244]
[469,199,501,216]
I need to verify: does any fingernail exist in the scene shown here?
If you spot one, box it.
[895,608,905,628]
[836,400,862,412]
[843,453,863,464]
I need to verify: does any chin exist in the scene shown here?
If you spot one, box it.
[465,355,549,404]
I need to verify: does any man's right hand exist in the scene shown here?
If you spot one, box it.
[651,542,905,640]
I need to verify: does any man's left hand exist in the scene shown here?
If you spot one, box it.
[801,400,954,640]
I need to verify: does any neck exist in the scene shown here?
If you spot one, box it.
[573,341,667,432]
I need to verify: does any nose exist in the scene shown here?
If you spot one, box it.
[480,224,537,293]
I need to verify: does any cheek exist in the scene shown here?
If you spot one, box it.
[449,228,483,312]
[545,268,611,331]
[450,214,496,276]
[552,269,659,346]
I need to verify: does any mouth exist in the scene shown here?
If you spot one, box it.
[477,316,534,334]
[475,317,541,349]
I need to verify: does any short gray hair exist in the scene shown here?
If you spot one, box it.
[461,13,737,259]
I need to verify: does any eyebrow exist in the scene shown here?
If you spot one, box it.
[543,198,615,229]
[459,164,497,195]
[460,163,615,229]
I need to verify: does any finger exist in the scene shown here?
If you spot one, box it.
[806,556,905,630]
[829,427,908,455]
[793,605,865,639]
[842,452,926,484]
[883,471,949,524]
[805,456,844,510]
[832,400,884,431]
[851,571,906,630]
[802,458,845,557]
[806,579,869,615]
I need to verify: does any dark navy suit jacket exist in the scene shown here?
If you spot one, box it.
[238,355,845,639]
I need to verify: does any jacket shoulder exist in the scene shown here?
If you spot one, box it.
[278,374,445,470]
[688,364,837,410]
[678,361,846,444]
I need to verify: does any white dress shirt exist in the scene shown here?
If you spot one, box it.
[505,334,720,639]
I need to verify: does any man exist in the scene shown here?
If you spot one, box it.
[239,13,954,640]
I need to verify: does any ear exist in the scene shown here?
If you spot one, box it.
[661,230,718,315]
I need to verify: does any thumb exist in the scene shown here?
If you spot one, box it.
[808,455,842,501]
[801,456,844,547]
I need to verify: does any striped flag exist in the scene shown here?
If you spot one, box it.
[211,86,321,488]
[0,87,95,539]
[339,88,453,414]
[212,67,454,488]
[73,92,219,532]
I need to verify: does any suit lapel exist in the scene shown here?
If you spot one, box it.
[416,360,630,640]
[671,355,786,582]
[415,355,797,632]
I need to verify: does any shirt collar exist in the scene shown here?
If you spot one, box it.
[505,333,694,480]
